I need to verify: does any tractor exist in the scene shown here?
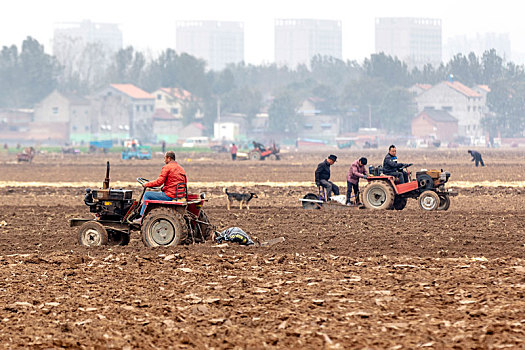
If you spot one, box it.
[70,162,214,247]
[249,142,281,161]
[17,147,35,163]
[361,165,456,211]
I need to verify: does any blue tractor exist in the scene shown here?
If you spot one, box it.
[121,146,152,160]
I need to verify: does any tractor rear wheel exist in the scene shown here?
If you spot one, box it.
[362,182,395,210]
[141,207,188,247]
[78,221,109,247]
[249,151,261,161]
[418,191,440,211]
[302,193,322,209]
[393,196,407,210]
[438,195,451,211]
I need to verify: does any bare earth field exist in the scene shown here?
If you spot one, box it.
[1,149,525,349]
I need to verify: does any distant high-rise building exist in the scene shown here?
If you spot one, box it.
[444,33,511,62]
[53,20,123,56]
[176,21,244,71]
[375,17,442,68]
[274,19,342,69]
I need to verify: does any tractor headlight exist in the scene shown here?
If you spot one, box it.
[200,192,206,199]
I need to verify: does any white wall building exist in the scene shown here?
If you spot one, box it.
[414,81,486,142]
[274,19,342,69]
[176,21,244,71]
[375,17,442,68]
[53,20,122,57]
[444,32,511,62]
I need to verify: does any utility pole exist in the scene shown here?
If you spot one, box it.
[368,104,372,128]
[217,98,221,123]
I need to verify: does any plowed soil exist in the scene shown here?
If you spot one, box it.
[1,149,525,349]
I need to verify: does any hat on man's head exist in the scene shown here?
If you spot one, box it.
[328,154,337,162]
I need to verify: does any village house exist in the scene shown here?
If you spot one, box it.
[414,80,486,143]
[0,108,34,144]
[411,109,458,142]
[92,84,155,143]
[296,98,341,142]
[32,90,91,144]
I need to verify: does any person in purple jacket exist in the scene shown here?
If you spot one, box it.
[346,157,368,205]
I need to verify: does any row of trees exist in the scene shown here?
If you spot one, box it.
[1,36,525,136]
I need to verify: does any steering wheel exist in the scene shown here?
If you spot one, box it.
[401,163,413,169]
[137,177,149,185]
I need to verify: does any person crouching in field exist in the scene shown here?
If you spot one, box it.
[346,157,368,206]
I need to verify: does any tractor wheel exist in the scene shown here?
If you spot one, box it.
[438,195,451,211]
[302,193,322,209]
[393,196,407,210]
[362,182,395,210]
[196,210,213,242]
[141,207,188,247]
[268,154,277,161]
[108,230,130,246]
[249,151,261,161]
[78,221,109,247]
[418,191,440,211]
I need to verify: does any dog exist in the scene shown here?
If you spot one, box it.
[223,188,258,210]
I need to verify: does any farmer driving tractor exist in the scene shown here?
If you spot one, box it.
[383,145,412,184]
[137,151,187,221]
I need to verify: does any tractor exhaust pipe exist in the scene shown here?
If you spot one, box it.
[103,161,110,189]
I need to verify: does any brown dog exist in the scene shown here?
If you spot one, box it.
[223,188,258,210]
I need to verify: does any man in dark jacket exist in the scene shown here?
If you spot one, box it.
[468,150,485,167]
[383,145,411,184]
[315,154,339,199]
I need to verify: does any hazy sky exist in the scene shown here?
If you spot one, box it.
[1,0,523,64]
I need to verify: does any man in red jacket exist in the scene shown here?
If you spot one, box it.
[139,151,187,216]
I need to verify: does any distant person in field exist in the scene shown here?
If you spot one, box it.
[468,150,485,167]
[315,154,339,200]
[230,143,238,160]
[347,157,368,205]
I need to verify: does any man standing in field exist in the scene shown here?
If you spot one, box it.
[138,151,187,218]
[230,143,238,160]
[468,150,485,167]
[347,157,368,205]
[315,154,339,200]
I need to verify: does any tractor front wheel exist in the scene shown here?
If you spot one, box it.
[78,221,109,247]
[438,195,451,211]
[249,151,261,161]
[418,191,440,211]
[141,207,188,247]
[362,182,395,210]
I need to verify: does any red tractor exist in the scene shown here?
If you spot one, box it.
[70,162,214,247]
[361,165,456,211]
[249,142,281,160]
[17,147,35,163]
